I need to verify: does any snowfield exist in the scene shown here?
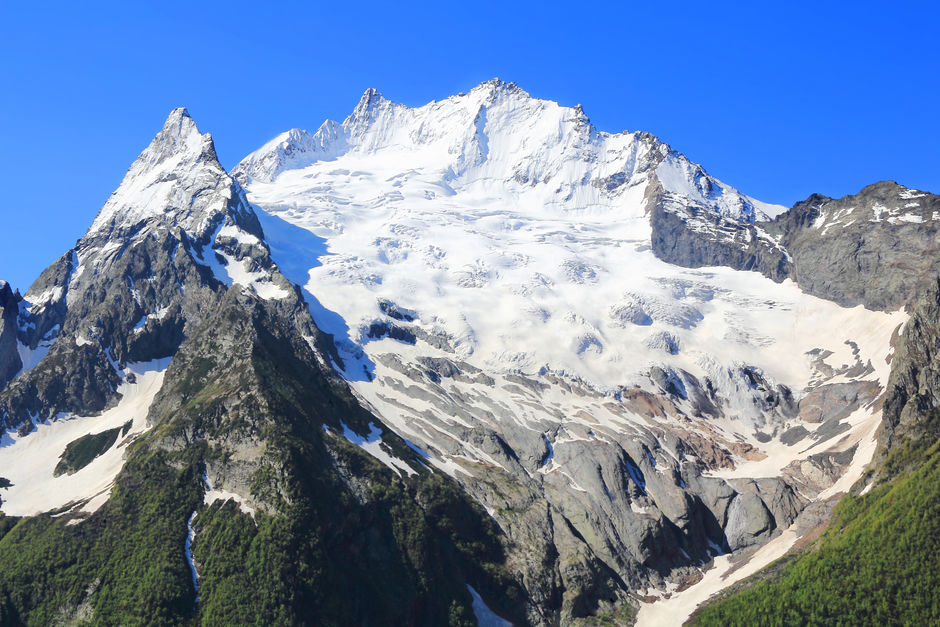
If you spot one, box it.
[237,80,908,613]
[0,80,910,622]
[0,358,170,517]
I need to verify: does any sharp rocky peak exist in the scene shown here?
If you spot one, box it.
[0,281,15,308]
[355,86,390,109]
[466,77,531,100]
[142,107,217,165]
[86,107,240,241]
[342,87,403,135]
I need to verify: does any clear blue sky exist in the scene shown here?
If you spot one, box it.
[2,0,937,290]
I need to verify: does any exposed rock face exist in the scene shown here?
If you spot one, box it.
[797,381,880,424]
[0,281,22,389]
[775,181,940,310]
[651,179,940,312]
[877,277,940,467]
[647,181,792,282]
[0,108,294,431]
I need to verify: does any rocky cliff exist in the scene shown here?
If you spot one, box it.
[651,179,940,312]
[0,281,21,389]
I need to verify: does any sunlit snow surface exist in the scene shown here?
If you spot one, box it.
[338,421,417,477]
[635,522,801,626]
[242,82,902,417]
[201,471,256,517]
[0,359,170,517]
[239,82,906,619]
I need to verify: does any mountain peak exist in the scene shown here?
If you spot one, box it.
[343,87,402,138]
[142,107,216,164]
[469,77,528,98]
[857,180,904,195]
[0,280,13,307]
[86,108,233,239]
[165,106,192,125]
[353,87,392,114]
[284,127,310,141]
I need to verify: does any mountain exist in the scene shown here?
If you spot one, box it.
[235,78,908,609]
[0,81,938,625]
[692,277,940,625]
[0,107,522,626]
[655,178,940,311]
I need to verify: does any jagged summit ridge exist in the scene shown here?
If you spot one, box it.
[232,127,337,184]
[88,107,233,241]
[233,78,780,226]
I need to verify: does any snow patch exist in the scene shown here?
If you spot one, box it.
[466,585,512,627]
[636,521,800,626]
[15,329,56,375]
[0,358,170,516]
[215,248,290,300]
[196,221,289,300]
[202,472,256,517]
[339,421,417,476]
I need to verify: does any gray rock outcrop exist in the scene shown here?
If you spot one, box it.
[877,277,940,469]
[0,281,22,389]
[650,179,940,312]
[0,109,295,431]
[648,180,792,282]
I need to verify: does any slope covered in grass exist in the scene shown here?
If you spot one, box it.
[694,440,940,626]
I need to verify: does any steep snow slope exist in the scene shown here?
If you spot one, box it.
[239,79,906,604]
[1,109,294,516]
[0,359,169,517]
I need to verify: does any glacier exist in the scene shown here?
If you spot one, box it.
[233,79,907,620]
[0,81,917,624]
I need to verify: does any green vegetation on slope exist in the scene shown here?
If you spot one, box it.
[0,450,203,626]
[177,302,525,625]
[0,296,526,625]
[53,420,131,476]
[694,440,940,626]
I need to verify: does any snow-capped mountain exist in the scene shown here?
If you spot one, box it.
[1,81,937,625]
[235,80,783,221]
[1,105,519,626]
[0,108,300,517]
[233,80,908,619]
